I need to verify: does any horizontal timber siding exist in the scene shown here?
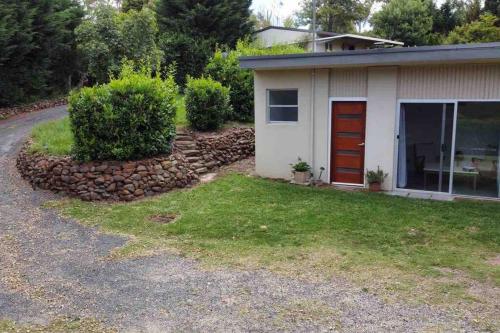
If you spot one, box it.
[398,64,500,100]
[329,68,368,97]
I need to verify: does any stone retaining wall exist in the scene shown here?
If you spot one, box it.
[182,128,255,173]
[17,128,255,201]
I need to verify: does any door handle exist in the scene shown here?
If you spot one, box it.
[358,143,365,146]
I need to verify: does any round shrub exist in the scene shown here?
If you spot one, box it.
[185,77,232,131]
[68,70,177,161]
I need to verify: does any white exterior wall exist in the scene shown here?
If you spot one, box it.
[364,67,398,190]
[254,70,312,179]
[253,63,500,190]
[255,29,310,48]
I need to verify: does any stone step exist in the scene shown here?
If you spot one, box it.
[175,140,195,145]
[176,144,197,150]
[182,149,200,157]
[195,167,208,174]
[186,156,200,163]
[191,163,204,169]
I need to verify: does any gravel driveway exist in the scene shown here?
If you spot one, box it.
[0,107,477,332]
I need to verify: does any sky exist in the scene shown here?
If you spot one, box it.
[250,0,449,28]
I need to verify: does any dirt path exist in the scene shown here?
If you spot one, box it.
[0,107,477,332]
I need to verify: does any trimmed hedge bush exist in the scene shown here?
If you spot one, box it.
[185,77,232,131]
[68,69,177,161]
[205,40,305,122]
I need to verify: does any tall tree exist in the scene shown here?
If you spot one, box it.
[484,0,500,17]
[156,0,253,48]
[0,0,83,107]
[430,0,466,35]
[156,0,253,86]
[295,0,371,33]
[371,0,434,45]
[121,0,150,12]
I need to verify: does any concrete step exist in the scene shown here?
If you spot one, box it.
[182,149,200,157]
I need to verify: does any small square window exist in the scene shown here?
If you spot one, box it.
[267,89,298,123]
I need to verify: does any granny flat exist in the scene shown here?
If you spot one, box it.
[240,43,500,200]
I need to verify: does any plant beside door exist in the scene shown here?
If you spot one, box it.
[291,158,312,185]
[366,167,388,192]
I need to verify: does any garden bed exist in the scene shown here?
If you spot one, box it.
[17,128,254,201]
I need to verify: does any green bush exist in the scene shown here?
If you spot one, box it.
[205,40,305,122]
[185,77,232,131]
[68,67,177,161]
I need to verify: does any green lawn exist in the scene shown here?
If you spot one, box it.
[51,173,500,324]
[29,95,189,156]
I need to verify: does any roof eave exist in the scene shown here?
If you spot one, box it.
[239,44,500,70]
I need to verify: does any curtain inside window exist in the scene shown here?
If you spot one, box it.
[397,104,407,188]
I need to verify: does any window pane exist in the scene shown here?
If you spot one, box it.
[269,107,298,122]
[269,90,298,105]
[453,102,500,198]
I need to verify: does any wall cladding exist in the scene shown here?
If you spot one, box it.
[398,64,500,100]
[329,68,368,97]
[17,128,255,201]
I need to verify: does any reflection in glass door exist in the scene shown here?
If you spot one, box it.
[397,103,454,193]
[453,102,500,198]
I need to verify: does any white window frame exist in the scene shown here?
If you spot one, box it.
[267,89,299,124]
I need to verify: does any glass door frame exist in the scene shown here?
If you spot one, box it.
[394,99,458,195]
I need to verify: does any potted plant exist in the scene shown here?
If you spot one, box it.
[291,158,311,185]
[366,166,388,192]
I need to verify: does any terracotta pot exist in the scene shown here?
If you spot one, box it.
[293,171,311,184]
[368,182,382,192]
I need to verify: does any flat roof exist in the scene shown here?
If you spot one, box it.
[240,42,500,70]
[315,34,404,46]
[253,25,339,37]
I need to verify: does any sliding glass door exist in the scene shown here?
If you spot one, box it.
[397,101,500,199]
[453,102,500,198]
[397,103,454,193]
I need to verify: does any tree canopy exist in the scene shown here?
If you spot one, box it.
[371,0,435,45]
[296,0,372,33]
[446,13,500,43]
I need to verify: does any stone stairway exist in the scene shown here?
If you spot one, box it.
[174,131,208,174]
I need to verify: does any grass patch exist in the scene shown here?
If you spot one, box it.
[52,174,499,291]
[29,117,73,156]
[0,318,114,333]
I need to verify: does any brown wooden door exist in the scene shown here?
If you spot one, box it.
[330,102,366,184]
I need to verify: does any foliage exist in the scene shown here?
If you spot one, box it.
[158,33,213,88]
[68,66,178,161]
[0,0,84,107]
[75,4,161,84]
[296,0,373,33]
[366,166,388,184]
[204,40,305,122]
[56,174,500,311]
[430,0,467,36]
[484,0,500,17]
[446,13,500,43]
[156,0,253,86]
[122,0,151,12]
[185,77,232,131]
[371,0,435,46]
[291,158,311,172]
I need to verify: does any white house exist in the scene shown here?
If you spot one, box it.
[254,26,403,52]
[240,43,500,200]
